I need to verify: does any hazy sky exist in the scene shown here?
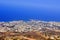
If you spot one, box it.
[0,0,60,21]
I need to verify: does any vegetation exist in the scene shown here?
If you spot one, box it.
[0,31,60,40]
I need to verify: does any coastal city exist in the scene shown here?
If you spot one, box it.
[0,0,60,40]
[0,20,60,40]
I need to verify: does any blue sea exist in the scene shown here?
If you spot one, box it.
[0,0,60,22]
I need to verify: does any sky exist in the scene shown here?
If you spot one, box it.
[0,0,60,21]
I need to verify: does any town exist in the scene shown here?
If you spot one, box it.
[0,20,60,40]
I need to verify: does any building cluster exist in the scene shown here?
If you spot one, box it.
[0,20,60,40]
[0,20,60,32]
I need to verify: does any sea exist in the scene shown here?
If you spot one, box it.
[0,0,60,22]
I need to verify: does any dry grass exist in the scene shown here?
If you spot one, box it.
[0,31,60,40]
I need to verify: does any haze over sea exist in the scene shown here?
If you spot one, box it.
[0,0,60,22]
